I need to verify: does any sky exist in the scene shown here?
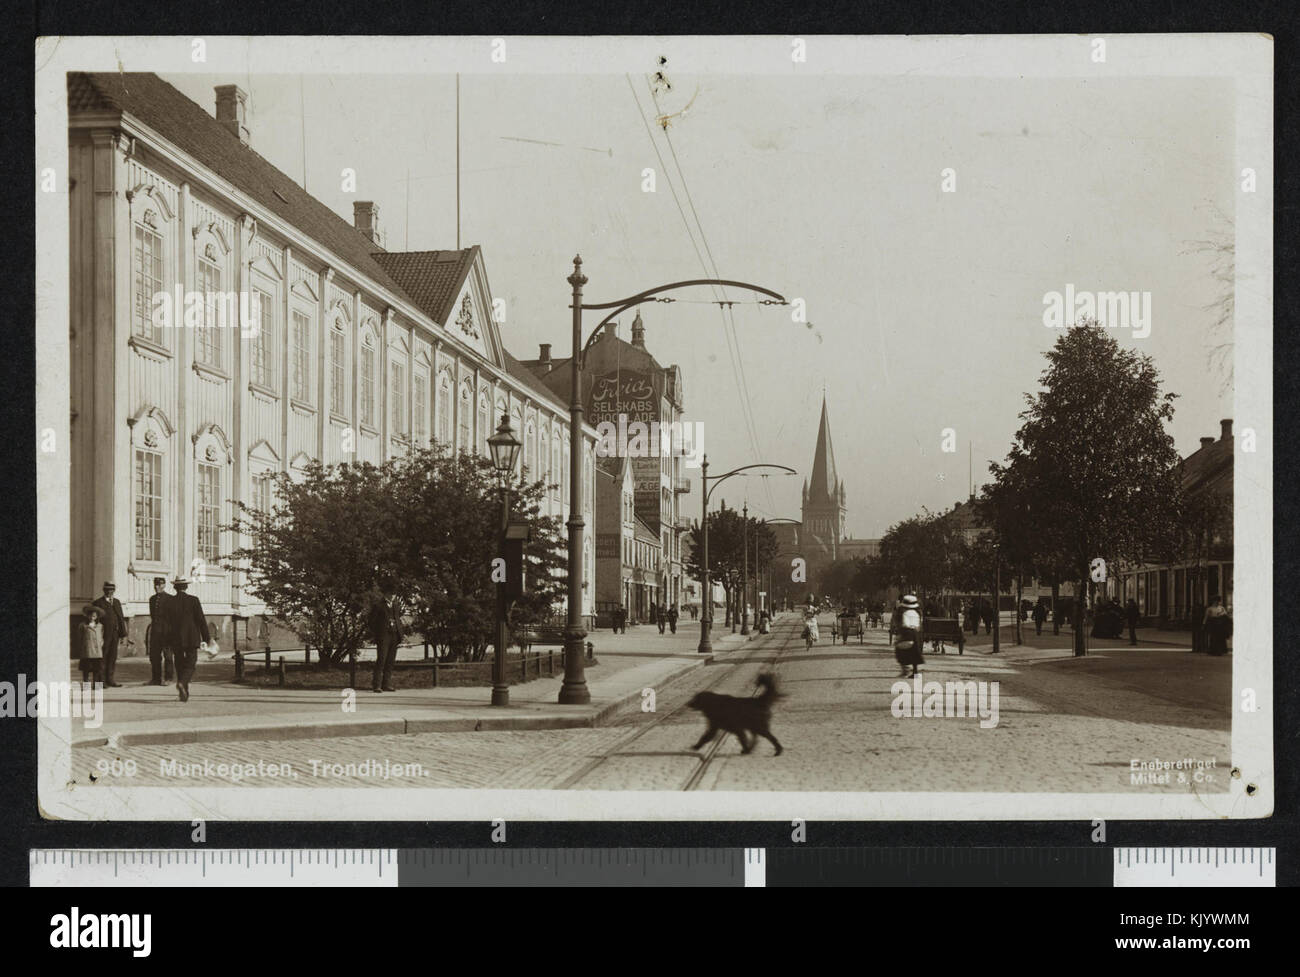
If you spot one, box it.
[165,70,1235,538]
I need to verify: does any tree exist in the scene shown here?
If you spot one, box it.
[878,510,963,601]
[392,447,566,662]
[228,445,566,666]
[988,322,1183,655]
[227,458,401,665]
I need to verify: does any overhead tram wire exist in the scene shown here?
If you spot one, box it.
[628,76,773,509]
[646,79,776,513]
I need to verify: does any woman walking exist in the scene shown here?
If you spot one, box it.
[803,606,820,650]
[1204,596,1231,656]
[894,594,925,678]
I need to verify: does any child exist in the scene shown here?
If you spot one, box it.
[80,604,104,688]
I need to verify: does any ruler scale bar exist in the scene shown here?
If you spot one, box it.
[30,847,1275,887]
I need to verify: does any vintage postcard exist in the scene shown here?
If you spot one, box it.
[33,34,1271,820]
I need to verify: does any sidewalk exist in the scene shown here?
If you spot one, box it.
[71,617,773,749]
[957,623,1203,662]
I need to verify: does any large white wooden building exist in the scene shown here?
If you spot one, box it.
[67,72,597,649]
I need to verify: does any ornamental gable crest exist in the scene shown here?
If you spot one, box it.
[455,294,479,340]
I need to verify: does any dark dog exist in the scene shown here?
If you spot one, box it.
[687,673,784,756]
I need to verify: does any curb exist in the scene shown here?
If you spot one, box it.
[74,653,717,749]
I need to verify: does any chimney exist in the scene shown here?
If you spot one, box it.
[353,202,383,248]
[1200,437,1215,449]
[631,310,646,348]
[538,343,552,366]
[1220,418,1233,442]
[214,85,249,145]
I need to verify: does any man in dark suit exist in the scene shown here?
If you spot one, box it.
[1126,598,1140,646]
[92,581,128,687]
[368,577,404,693]
[147,576,175,685]
[169,575,210,702]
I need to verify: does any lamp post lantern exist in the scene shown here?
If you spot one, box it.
[487,412,522,705]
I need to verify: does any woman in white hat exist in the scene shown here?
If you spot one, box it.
[894,594,925,678]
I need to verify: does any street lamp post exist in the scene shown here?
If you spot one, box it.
[696,461,797,653]
[992,540,1001,655]
[487,412,522,706]
[559,257,788,684]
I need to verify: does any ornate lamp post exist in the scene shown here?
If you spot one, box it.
[487,412,521,706]
[562,256,788,699]
[697,460,797,653]
[740,502,750,635]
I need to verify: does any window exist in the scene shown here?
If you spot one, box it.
[511,410,523,478]
[196,257,223,367]
[329,324,346,415]
[562,442,570,502]
[414,373,427,444]
[540,428,550,493]
[553,436,561,502]
[196,461,221,563]
[392,361,406,435]
[133,224,164,344]
[478,393,490,457]
[251,290,274,388]
[458,385,472,453]
[291,311,311,402]
[134,448,163,561]
[360,337,376,427]
[252,471,273,514]
[437,372,452,445]
[524,420,535,475]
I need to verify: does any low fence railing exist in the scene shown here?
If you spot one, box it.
[232,636,595,689]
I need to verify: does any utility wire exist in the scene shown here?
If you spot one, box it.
[645,78,776,513]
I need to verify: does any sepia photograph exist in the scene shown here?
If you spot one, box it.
[32,35,1272,820]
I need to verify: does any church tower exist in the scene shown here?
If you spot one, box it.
[801,395,847,559]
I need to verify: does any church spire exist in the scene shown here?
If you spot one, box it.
[808,394,839,503]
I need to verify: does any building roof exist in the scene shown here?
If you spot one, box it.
[808,395,841,503]
[500,349,572,416]
[1180,435,1233,493]
[69,72,415,304]
[634,515,659,543]
[371,249,478,326]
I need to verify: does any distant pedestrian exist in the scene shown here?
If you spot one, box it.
[168,576,210,702]
[894,594,925,678]
[667,604,679,634]
[656,603,666,634]
[1032,600,1047,636]
[147,576,175,685]
[79,605,104,687]
[979,599,994,635]
[92,581,128,688]
[1204,596,1231,656]
[368,576,404,693]
[1125,598,1140,646]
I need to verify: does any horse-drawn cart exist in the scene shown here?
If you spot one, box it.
[837,611,865,644]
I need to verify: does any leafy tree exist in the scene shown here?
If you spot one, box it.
[392,447,565,661]
[878,510,963,601]
[227,458,401,665]
[988,322,1183,655]
[228,445,566,666]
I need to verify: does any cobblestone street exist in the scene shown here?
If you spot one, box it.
[73,614,1232,794]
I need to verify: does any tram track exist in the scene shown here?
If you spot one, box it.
[557,615,807,791]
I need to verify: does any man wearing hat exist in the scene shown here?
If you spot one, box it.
[92,581,128,688]
[168,576,210,702]
[147,577,175,686]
